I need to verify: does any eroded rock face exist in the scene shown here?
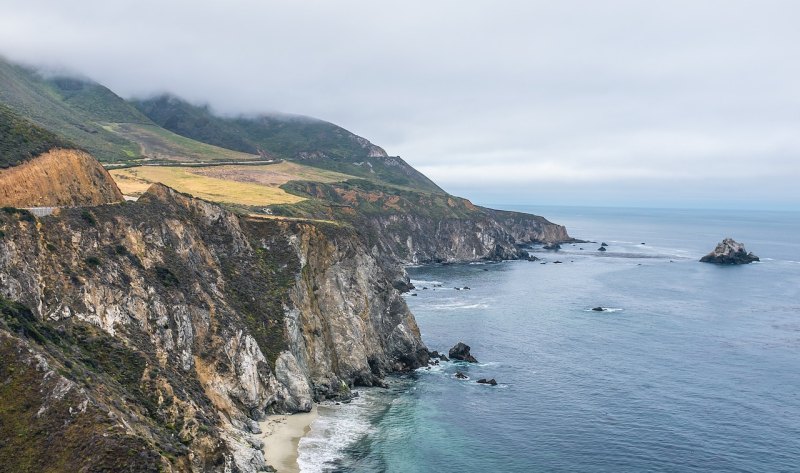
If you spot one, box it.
[278,180,572,267]
[283,223,428,398]
[361,210,572,266]
[0,184,427,472]
[700,238,760,265]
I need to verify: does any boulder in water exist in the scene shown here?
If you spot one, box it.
[592,307,605,312]
[455,371,468,379]
[477,378,498,386]
[598,247,607,252]
[449,342,478,363]
[543,243,561,250]
[700,238,759,265]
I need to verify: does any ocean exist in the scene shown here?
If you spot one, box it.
[297,205,800,472]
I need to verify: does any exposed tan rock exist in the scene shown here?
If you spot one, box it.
[0,148,123,207]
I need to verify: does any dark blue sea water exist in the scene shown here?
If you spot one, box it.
[299,206,800,472]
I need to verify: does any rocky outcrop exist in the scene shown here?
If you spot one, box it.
[700,238,760,264]
[0,148,124,207]
[0,184,427,472]
[448,342,478,363]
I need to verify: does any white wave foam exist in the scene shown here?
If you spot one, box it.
[410,279,443,286]
[297,393,376,472]
[426,301,489,311]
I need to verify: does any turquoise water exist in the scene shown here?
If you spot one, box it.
[299,206,800,472]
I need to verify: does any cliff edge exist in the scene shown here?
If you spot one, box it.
[0,184,426,472]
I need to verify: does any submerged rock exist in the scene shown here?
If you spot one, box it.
[598,247,607,252]
[592,307,605,312]
[601,242,608,247]
[449,342,478,363]
[455,371,469,379]
[700,238,760,265]
[477,378,498,386]
[543,243,562,250]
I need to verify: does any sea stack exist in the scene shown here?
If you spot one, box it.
[449,342,479,363]
[700,238,760,264]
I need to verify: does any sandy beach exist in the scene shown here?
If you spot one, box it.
[259,405,318,473]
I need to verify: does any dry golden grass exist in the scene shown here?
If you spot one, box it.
[110,162,353,207]
[190,161,350,185]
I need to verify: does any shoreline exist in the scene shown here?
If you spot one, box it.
[259,405,318,473]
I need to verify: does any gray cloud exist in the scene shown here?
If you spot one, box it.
[1,0,798,209]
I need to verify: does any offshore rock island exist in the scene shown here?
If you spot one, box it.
[700,238,760,265]
[0,57,571,472]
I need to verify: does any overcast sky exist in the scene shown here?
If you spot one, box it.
[1,0,799,209]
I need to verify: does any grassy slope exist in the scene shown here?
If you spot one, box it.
[103,123,261,163]
[132,95,445,193]
[0,58,148,162]
[0,104,73,168]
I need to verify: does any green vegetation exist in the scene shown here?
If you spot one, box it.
[103,122,262,163]
[232,220,302,368]
[132,94,444,193]
[83,255,102,267]
[80,209,96,225]
[155,265,179,287]
[275,178,481,220]
[2,206,35,222]
[0,58,148,162]
[0,103,72,168]
[0,297,168,471]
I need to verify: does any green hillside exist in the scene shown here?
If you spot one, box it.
[0,58,148,162]
[0,103,73,168]
[133,95,444,193]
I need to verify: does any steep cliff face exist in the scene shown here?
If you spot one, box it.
[276,180,572,265]
[0,185,426,472]
[279,223,427,399]
[0,148,124,207]
[359,209,571,265]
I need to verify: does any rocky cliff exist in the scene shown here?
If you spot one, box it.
[0,148,124,207]
[0,184,427,472]
[275,179,572,266]
[359,207,571,265]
